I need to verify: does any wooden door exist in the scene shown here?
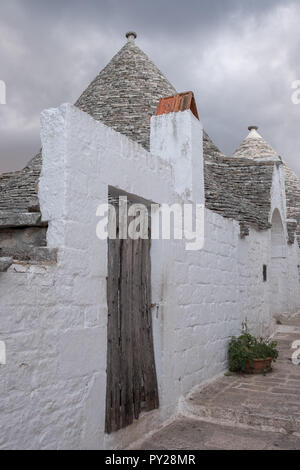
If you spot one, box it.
[105,199,159,434]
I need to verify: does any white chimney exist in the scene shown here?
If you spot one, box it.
[150,108,204,204]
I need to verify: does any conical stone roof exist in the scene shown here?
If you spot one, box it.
[0,34,176,213]
[232,126,280,161]
[0,150,41,213]
[233,125,300,244]
[75,35,176,150]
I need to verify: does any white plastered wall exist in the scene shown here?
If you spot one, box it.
[0,104,299,450]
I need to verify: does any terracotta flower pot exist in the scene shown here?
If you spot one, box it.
[245,357,272,374]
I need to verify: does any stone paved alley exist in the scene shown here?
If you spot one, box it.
[133,314,300,450]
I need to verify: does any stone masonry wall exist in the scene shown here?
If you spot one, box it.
[0,104,299,450]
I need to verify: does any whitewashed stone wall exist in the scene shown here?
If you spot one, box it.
[269,163,300,316]
[0,104,299,450]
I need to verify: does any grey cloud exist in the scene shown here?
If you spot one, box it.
[0,0,299,176]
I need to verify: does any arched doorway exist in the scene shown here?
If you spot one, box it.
[270,209,287,316]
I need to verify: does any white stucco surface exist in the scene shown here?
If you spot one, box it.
[0,104,299,450]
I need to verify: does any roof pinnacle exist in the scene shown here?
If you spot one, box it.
[126,31,137,42]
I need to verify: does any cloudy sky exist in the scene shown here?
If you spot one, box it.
[0,0,300,175]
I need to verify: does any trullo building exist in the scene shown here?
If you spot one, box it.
[0,32,299,449]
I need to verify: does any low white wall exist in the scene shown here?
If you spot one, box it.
[0,103,299,450]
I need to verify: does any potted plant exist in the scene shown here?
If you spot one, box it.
[228,321,279,374]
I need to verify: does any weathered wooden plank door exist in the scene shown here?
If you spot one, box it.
[105,199,159,434]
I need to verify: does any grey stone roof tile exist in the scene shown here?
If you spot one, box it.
[233,127,280,161]
[204,151,274,232]
[0,151,41,214]
[1,38,299,244]
[0,39,176,217]
[232,126,300,244]
[75,39,177,150]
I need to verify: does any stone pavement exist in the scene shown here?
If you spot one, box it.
[133,314,300,450]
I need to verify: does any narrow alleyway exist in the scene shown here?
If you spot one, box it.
[133,314,300,450]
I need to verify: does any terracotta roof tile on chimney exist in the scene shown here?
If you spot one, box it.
[155,91,199,120]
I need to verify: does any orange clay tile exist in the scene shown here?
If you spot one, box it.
[155,91,199,120]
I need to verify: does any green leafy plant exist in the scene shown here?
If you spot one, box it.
[228,320,279,373]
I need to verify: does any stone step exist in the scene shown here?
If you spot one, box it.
[180,392,300,435]
[133,416,300,450]
[179,320,300,436]
[0,247,58,264]
[134,317,300,450]
[0,211,46,228]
